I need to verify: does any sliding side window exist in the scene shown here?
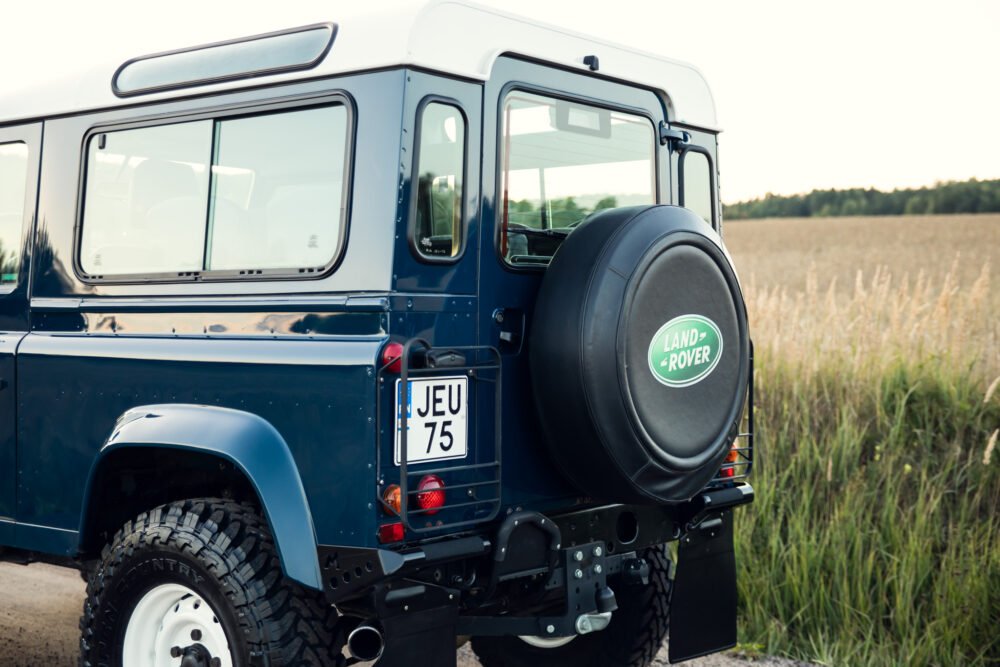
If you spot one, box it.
[499,91,655,267]
[0,142,29,284]
[412,102,466,260]
[80,103,349,280]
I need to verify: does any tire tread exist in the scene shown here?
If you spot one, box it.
[79,498,342,667]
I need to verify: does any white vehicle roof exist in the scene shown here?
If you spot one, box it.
[2,0,717,129]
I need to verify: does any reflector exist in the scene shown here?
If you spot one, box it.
[377,522,404,543]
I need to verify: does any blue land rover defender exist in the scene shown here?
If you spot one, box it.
[0,4,753,665]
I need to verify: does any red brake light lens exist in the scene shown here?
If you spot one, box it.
[416,474,446,515]
[378,522,405,543]
[381,342,404,373]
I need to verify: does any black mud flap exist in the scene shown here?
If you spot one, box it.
[378,603,457,667]
[668,509,737,663]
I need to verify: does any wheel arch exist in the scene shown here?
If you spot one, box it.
[78,403,322,590]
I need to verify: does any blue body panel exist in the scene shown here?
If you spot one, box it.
[17,332,380,555]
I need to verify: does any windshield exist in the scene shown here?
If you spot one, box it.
[499,91,656,266]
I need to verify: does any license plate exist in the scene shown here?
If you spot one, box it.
[394,376,468,465]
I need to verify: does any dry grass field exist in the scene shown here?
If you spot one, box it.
[726,213,1000,380]
[724,213,999,303]
[718,214,999,665]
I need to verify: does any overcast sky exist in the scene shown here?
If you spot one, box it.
[4,0,999,202]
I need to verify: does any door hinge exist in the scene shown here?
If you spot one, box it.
[659,121,690,150]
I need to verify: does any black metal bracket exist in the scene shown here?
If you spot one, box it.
[457,541,627,638]
[319,545,407,602]
[679,484,754,534]
[376,338,503,536]
[318,536,490,603]
[659,120,690,149]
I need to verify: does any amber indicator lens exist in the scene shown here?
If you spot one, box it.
[382,484,402,515]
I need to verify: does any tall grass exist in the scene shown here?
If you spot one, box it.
[735,262,1000,665]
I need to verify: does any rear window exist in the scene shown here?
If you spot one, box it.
[79,102,350,280]
[499,91,655,266]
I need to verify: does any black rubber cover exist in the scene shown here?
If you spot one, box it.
[529,206,749,503]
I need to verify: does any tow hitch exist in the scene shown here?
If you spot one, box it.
[457,511,631,639]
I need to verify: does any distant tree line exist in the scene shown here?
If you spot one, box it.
[509,196,618,227]
[723,178,1000,219]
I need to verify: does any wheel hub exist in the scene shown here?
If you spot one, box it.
[122,583,234,667]
[174,643,221,667]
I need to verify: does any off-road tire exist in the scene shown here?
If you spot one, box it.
[471,545,673,667]
[79,498,342,666]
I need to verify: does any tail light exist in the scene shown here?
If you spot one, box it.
[381,341,404,373]
[382,484,402,515]
[416,475,445,515]
[720,447,740,478]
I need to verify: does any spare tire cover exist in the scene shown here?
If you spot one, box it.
[529,205,749,504]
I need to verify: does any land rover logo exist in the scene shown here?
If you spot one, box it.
[647,314,723,388]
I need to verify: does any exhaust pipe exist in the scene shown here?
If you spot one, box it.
[347,623,385,662]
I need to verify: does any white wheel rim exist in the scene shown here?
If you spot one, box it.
[519,634,576,649]
[122,583,234,667]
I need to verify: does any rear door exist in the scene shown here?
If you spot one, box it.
[477,57,671,510]
[0,124,41,540]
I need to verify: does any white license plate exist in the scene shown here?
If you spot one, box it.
[394,376,468,465]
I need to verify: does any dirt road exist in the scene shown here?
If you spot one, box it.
[0,562,806,667]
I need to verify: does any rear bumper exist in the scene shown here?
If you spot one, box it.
[317,482,754,605]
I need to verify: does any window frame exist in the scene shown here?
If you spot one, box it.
[407,95,470,265]
[495,84,660,272]
[74,91,356,285]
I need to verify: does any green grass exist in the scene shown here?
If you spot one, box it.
[737,361,999,665]
[733,266,1000,665]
